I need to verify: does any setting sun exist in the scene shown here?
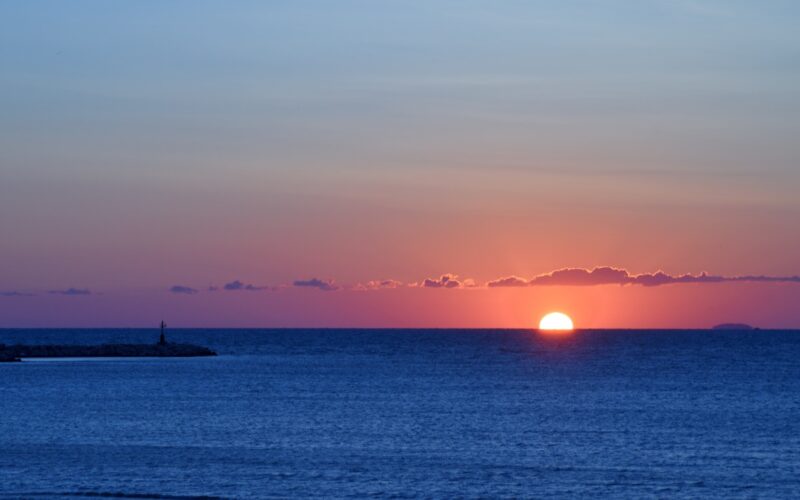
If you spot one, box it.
[539,312,574,331]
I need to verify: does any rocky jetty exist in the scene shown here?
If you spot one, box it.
[0,322,216,362]
[0,344,21,362]
[0,342,216,361]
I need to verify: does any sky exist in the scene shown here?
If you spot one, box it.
[1,0,799,328]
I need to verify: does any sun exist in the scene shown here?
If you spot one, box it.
[539,312,574,331]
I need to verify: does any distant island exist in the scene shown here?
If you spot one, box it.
[712,323,757,331]
[0,322,216,362]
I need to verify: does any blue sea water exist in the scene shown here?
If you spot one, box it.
[1,329,799,499]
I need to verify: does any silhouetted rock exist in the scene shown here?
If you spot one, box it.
[713,323,755,331]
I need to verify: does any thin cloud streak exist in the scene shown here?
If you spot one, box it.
[488,267,800,288]
[1,291,35,297]
[48,288,91,296]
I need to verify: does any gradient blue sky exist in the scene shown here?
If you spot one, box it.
[2,1,799,327]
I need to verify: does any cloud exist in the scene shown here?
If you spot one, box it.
[420,274,464,289]
[629,271,672,287]
[732,275,800,283]
[22,267,797,299]
[354,279,404,291]
[631,271,718,287]
[224,280,247,291]
[223,280,273,292]
[48,288,91,296]
[530,267,633,286]
[293,278,338,291]
[630,272,800,287]
[487,276,529,288]
[1,291,34,297]
[484,267,800,288]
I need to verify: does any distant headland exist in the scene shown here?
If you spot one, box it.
[712,323,757,331]
[0,322,216,362]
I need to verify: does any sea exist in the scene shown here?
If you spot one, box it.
[1,329,799,499]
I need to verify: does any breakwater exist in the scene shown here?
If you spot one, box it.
[0,342,216,361]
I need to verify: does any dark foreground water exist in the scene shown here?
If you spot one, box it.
[1,329,799,499]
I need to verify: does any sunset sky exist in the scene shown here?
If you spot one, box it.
[2,1,799,328]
